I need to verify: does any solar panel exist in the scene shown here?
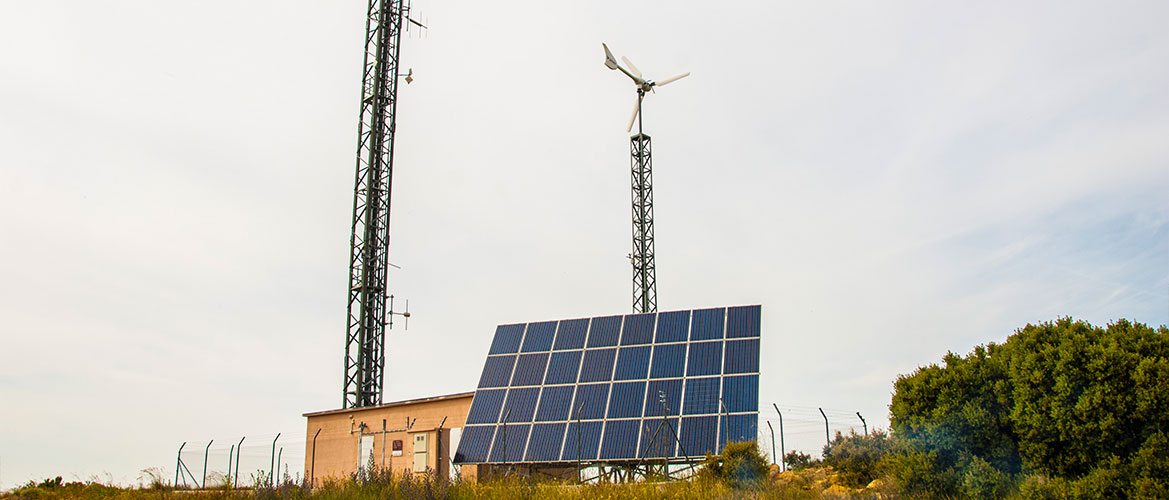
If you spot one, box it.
[454,305,761,464]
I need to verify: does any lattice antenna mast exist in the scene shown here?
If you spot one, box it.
[343,0,420,409]
[603,44,689,314]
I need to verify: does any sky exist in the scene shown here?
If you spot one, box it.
[1,0,1167,489]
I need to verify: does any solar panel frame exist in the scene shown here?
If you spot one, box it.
[455,305,760,465]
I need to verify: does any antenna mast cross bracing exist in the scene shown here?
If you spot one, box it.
[343,0,409,409]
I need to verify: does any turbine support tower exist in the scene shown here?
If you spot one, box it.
[602,43,688,314]
[630,90,657,313]
[343,0,409,409]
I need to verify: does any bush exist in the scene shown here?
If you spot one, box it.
[1017,474,1073,500]
[699,441,770,487]
[885,449,961,497]
[782,451,813,471]
[821,429,893,488]
[961,455,1013,499]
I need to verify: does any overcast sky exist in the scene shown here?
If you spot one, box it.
[2,0,1167,489]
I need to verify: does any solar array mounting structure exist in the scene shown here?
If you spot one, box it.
[342,0,421,409]
[602,44,690,314]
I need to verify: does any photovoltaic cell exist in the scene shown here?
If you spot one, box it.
[620,313,655,345]
[465,389,506,424]
[488,324,525,354]
[725,305,761,339]
[578,348,616,383]
[562,421,603,461]
[511,353,549,386]
[613,346,651,380]
[553,318,588,350]
[683,377,720,415]
[599,419,641,459]
[456,304,761,464]
[723,339,759,374]
[525,423,566,462]
[478,355,516,388]
[572,383,610,420]
[502,387,539,423]
[544,351,582,385]
[607,381,647,419]
[643,379,683,417]
[649,343,686,379]
[535,385,575,422]
[521,321,557,352]
[654,310,690,343]
[686,341,723,377]
[721,375,758,413]
[680,416,718,457]
[454,425,495,463]
[489,423,530,462]
[690,308,725,341]
[587,315,622,347]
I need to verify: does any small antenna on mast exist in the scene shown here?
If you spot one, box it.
[388,295,411,330]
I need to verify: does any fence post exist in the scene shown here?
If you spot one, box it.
[766,421,776,465]
[234,437,245,488]
[227,444,235,487]
[175,442,186,487]
[202,440,213,489]
[772,404,785,472]
[270,433,281,487]
[311,428,321,488]
[819,408,830,447]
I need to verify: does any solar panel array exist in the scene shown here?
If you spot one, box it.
[453,305,760,464]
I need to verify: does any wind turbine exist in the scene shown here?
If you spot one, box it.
[603,43,690,133]
[602,43,689,314]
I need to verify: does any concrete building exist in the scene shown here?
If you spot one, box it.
[302,392,476,485]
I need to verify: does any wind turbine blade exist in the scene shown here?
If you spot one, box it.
[621,56,642,79]
[655,72,690,87]
[626,95,640,133]
[602,43,619,70]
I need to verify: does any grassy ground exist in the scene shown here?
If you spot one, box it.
[2,467,892,500]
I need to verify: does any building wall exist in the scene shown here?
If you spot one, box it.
[303,393,476,485]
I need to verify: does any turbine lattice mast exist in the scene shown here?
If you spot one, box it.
[343,0,407,409]
[631,89,657,314]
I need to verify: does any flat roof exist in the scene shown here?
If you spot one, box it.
[303,391,475,417]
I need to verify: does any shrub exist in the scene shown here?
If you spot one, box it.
[885,449,960,497]
[699,441,770,487]
[782,451,813,471]
[961,455,1013,499]
[821,429,893,488]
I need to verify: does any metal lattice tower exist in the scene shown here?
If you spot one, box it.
[343,0,408,409]
[630,89,657,314]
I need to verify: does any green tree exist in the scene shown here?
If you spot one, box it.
[888,318,1169,496]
